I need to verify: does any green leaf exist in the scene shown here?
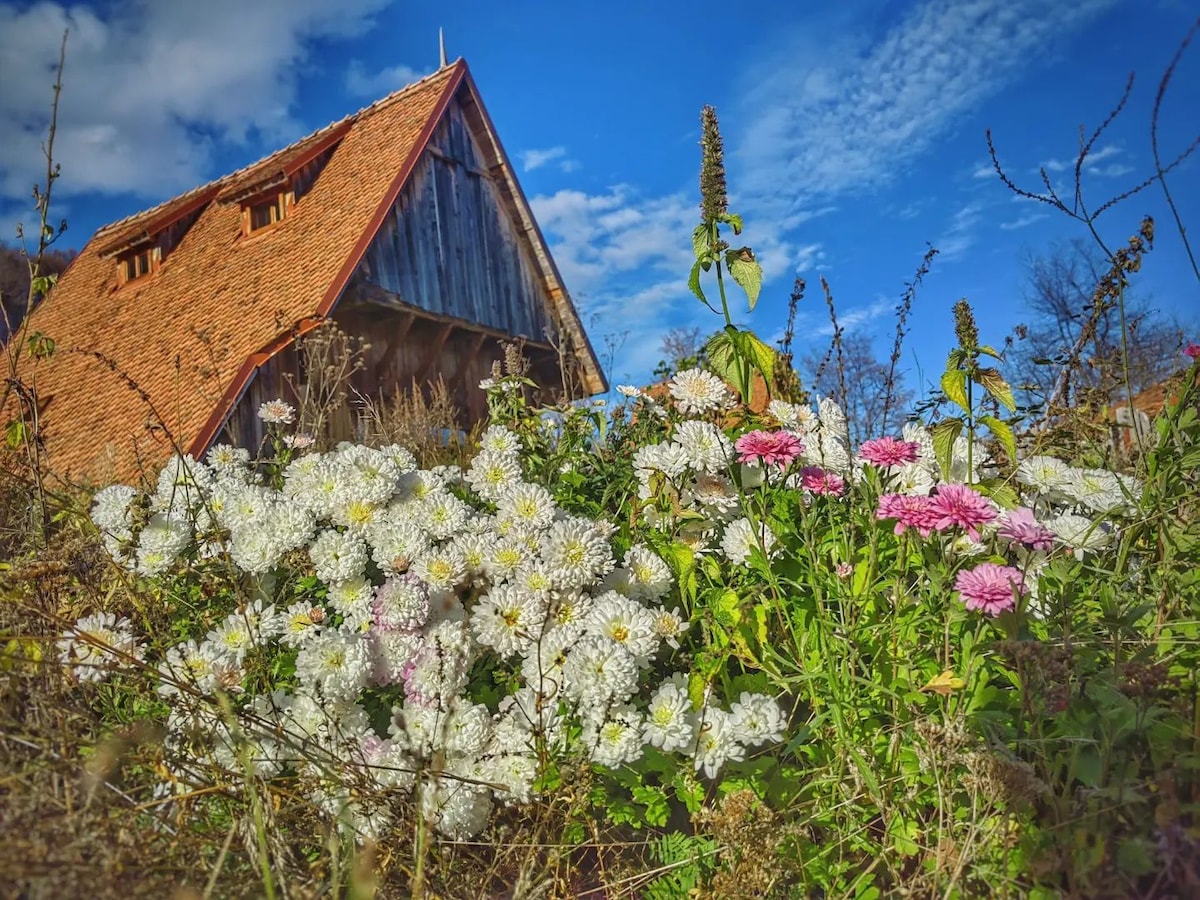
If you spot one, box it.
[975,477,1019,510]
[714,589,742,627]
[977,343,1003,361]
[978,415,1017,464]
[975,367,1016,412]
[692,223,710,259]
[5,419,27,450]
[726,247,763,309]
[26,331,55,360]
[941,366,969,412]
[688,261,707,304]
[721,212,744,235]
[631,785,670,827]
[930,417,964,481]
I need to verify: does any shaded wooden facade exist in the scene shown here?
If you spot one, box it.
[217,91,568,449]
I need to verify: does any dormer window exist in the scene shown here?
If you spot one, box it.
[118,245,158,285]
[246,192,288,234]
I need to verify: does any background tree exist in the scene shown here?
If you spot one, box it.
[653,325,709,380]
[0,243,75,345]
[802,332,914,447]
[1007,239,1187,410]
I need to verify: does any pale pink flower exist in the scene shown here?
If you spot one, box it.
[928,484,996,541]
[997,507,1056,551]
[1185,342,1200,360]
[877,494,940,538]
[258,399,296,425]
[955,563,1026,617]
[735,430,804,468]
[835,563,853,578]
[800,466,845,496]
[858,436,920,468]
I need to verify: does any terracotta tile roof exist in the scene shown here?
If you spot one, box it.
[11,61,600,485]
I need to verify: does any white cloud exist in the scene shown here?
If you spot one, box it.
[519,146,579,174]
[999,212,1048,231]
[0,0,394,206]
[733,0,1118,226]
[1038,143,1127,174]
[815,296,893,338]
[344,60,427,97]
[935,202,984,260]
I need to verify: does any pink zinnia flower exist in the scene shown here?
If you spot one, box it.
[954,563,1026,617]
[800,466,846,496]
[735,429,804,468]
[876,493,940,538]
[928,484,996,541]
[858,436,920,468]
[997,507,1056,551]
[1185,342,1200,360]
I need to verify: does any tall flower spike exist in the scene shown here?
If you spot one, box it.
[699,105,728,222]
[953,299,979,350]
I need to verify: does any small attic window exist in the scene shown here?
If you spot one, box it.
[246,192,288,234]
[119,246,157,284]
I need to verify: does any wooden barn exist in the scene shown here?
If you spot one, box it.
[13,59,604,485]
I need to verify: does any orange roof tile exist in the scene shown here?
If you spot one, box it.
[11,61,601,486]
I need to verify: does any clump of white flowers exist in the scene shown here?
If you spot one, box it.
[78,409,785,842]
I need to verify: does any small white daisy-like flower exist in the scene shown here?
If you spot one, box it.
[891,461,936,496]
[585,591,659,663]
[643,674,698,752]
[767,399,814,433]
[584,704,645,768]
[295,632,371,701]
[309,529,369,585]
[135,512,193,577]
[465,448,523,502]
[496,482,557,533]
[419,491,472,541]
[258,399,296,425]
[443,700,492,757]
[1016,455,1073,495]
[539,516,614,589]
[561,635,639,707]
[669,368,731,415]
[728,692,786,747]
[58,612,143,682]
[372,572,431,632]
[157,639,218,695]
[205,444,252,480]
[650,606,689,649]
[480,424,521,455]
[621,545,673,602]
[633,442,691,481]
[205,614,255,666]
[1046,513,1112,552]
[720,516,777,566]
[471,584,548,656]
[548,590,594,640]
[693,707,745,779]
[279,602,325,648]
[616,384,642,398]
[1065,467,1130,514]
[411,545,467,593]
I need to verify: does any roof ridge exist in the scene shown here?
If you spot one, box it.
[93,61,465,240]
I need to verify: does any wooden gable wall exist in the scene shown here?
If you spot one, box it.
[351,94,554,341]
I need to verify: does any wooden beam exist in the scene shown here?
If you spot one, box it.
[378,311,416,376]
[415,322,454,387]
[448,331,489,397]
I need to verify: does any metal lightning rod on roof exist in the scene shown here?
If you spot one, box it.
[439,28,448,68]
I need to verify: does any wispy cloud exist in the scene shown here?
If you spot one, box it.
[1037,143,1130,175]
[345,60,427,97]
[518,146,579,174]
[0,0,393,205]
[816,297,893,337]
[999,212,1048,231]
[935,203,984,260]
[734,0,1118,227]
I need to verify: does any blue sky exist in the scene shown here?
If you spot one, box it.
[1,0,1197,399]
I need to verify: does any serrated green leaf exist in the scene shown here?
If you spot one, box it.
[725,327,776,386]
[979,414,1017,464]
[941,367,969,412]
[5,419,27,450]
[688,261,706,304]
[975,367,1016,412]
[975,477,1019,510]
[692,223,709,259]
[727,248,763,309]
[688,672,707,712]
[977,343,1003,360]
[930,418,964,481]
[720,212,744,235]
[714,589,742,627]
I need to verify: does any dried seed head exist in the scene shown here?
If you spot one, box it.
[699,105,728,222]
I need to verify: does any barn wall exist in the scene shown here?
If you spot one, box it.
[352,97,554,342]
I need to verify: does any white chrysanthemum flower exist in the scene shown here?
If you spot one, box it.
[720,517,777,566]
[153,454,214,514]
[336,444,402,506]
[694,708,745,779]
[357,736,417,791]
[58,612,143,682]
[471,584,548,656]
[816,397,849,444]
[365,514,430,574]
[510,561,555,598]
[561,635,639,706]
[585,591,659,664]
[650,606,689,649]
[540,517,614,589]
[891,461,936,496]
[314,785,393,843]
[633,442,691,481]
[480,424,522,455]
[205,444,252,481]
[411,545,467,593]
[331,497,383,534]
[729,692,786,747]
[406,619,475,707]
[205,613,257,665]
[420,491,472,541]
[309,529,369,585]
[621,545,673,602]
[444,700,492,757]
[1017,455,1073,495]
[682,471,740,520]
[669,368,731,415]
[157,639,219,695]
[295,632,371,701]
[585,705,645,768]
[902,422,936,470]
[92,485,138,559]
[1065,467,1132,514]
[465,448,523,502]
[372,572,430,632]
[1046,513,1112,552]
[376,444,418,476]
[135,512,193,576]
[672,420,733,474]
[453,530,495,581]
[767,399,815,433]
[517,626,573,694]
[327,576,374,618]
[803,429,851,475]
[258,399,296,424]
[279,602,326,648]
[644,674,698,752]
[496,483,557,533]
[616,384,642,398]
[547,590,594,641]
[480,752,539,806]
[424,777,493,839]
